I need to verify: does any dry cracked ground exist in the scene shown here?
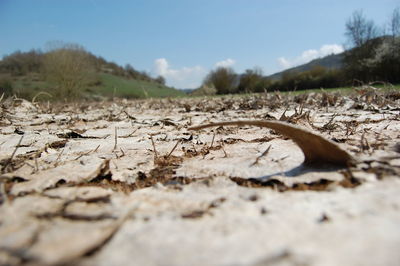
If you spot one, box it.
[1,88,400,266]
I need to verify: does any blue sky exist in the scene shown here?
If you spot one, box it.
[0,0,398,89]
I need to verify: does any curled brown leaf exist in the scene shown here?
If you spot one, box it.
[189,120,354,166]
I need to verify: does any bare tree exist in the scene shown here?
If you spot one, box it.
[345,10,378,47]
[390,7,400,37]
[43,42,95,99]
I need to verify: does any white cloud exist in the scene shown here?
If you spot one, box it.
[214,58,236,68]
[153,58,207,89]
[277,57,292,69]
[277,44,344,70]
[153,58,240,89]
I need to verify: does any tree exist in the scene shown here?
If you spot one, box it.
[365,37,400,83]
[203,67,238,94]
[0,50,43,76]
[343,11,383,82]
[155,75,166,85]
[342,8,400,83]
[390,7,400,37]
[345,10,378,48]
[237,67,264,93]
[43,42,95,99]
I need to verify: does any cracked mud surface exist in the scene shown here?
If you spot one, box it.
[1,89,400,266]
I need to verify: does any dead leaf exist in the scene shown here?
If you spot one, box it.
[189,120,354,166]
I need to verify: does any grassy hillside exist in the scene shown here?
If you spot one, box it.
[90,73,184,98]
[7,72,184,100]
[0,47,184,100]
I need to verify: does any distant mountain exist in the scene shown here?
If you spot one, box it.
[180,88,196,94]
[268,53,344,80]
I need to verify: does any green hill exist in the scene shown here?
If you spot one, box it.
[0,46,184,100]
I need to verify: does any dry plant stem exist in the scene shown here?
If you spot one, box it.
[75,145,101,160]
[251,145,272,166]
[220,140,228,158]
[124,110,136,120]
[360,132,370,152]
[93,145,100,153]
[113,127,118,151]
[325,114,337,127]
[2,135,24,173]
[167,140,181,158]
[34,156,39,172]
[149,135,159,159]
[189,120,354,166]
[0,181,9,204]
[55,148,64,167]
[210,131,216,148]
[125,128,138,137]
[120,148,125,157]
[111,159,118,170]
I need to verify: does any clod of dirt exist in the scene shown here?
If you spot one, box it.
[189,120,354,166]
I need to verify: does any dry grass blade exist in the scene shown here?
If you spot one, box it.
[189,120,354,166]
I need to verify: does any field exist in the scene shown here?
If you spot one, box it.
[1,88,400,265]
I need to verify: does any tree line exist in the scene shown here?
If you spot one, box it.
[196,7,400,95]
[0,41,166,98]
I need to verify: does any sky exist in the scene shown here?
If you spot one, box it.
[0,0,398,89]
